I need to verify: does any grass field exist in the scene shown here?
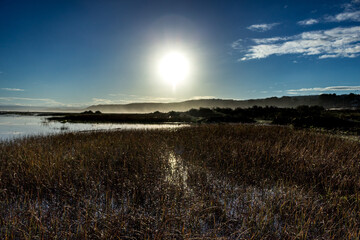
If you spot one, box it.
[1,124,360,239]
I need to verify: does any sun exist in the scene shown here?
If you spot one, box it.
[158,51,190,88]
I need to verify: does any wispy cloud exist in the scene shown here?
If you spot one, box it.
[107,93,178,103]
[234,26,360,60]
[343,0,360,11]
[92,98,115,105]
[1,88,25,92]
[190,96,216,100]
[298,18,319,25]
[0,97,63,106]
[247,23,280,32]
[252,37,290,44]
[297,1,360,25]
[287,86,360,94]
[106,93,218,104]
[231,39,245,50]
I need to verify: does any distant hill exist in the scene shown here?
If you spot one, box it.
[87,94,360,113]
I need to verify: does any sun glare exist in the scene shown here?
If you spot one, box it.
[158,51,190,88]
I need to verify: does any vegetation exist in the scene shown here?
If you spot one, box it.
[1,124,360,239]
[46,111,193,124]
[46,105,360,134]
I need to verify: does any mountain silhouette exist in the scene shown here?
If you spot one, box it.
[86,94,360,113]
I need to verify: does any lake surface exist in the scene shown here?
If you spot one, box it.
[0,114,188,141]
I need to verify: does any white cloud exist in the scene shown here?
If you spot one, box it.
[287,86,360,94]
[298,18,319,25]
[247,23,280,32]
[1,88,24,92]
[326,10,360,22]
[235,26,360,60]
[325,0,360,22]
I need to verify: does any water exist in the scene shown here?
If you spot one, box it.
[0,114,188,141]
[165,152,188,188]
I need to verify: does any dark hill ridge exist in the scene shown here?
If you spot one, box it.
[86,94,360,113]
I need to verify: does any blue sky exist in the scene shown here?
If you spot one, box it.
[1,0,360,107]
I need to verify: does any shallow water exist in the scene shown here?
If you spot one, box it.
[0,114,188,141]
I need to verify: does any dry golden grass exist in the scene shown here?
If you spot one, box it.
[1,124,360,239]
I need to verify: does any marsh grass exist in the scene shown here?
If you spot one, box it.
[1,125,360,239]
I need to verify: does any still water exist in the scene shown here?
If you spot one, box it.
[0,114,188,141]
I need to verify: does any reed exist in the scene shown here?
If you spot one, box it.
[1,124,359,239]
